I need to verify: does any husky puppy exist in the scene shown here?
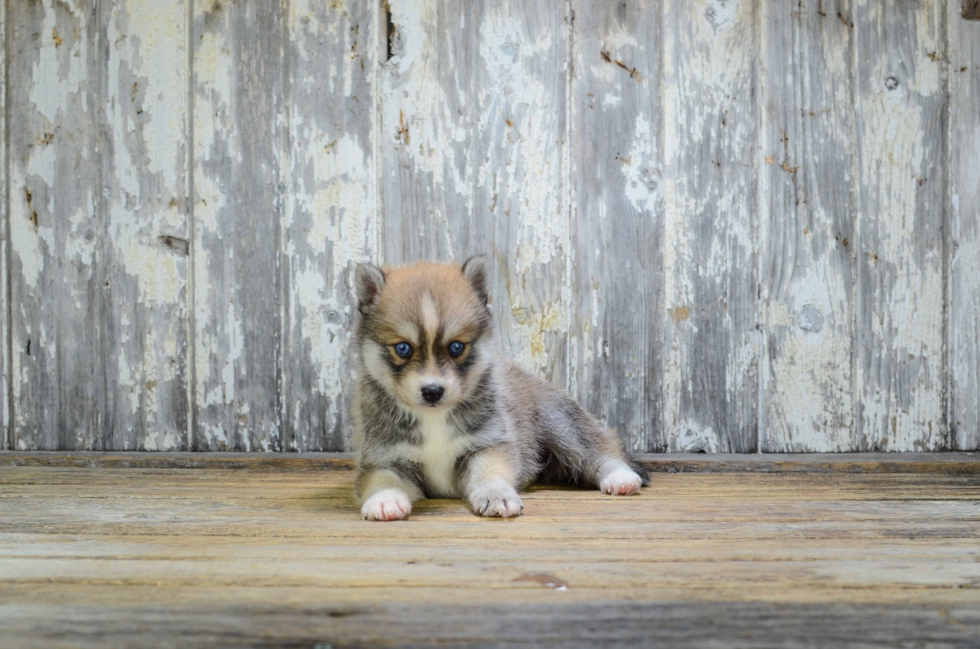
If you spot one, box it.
[353,256,649,521]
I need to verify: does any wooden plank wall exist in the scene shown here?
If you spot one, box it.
[1,0,978,453]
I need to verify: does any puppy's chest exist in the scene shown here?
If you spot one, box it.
[412,414,470,497]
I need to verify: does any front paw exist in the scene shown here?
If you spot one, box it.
[600,467,642,496]
[361,488,412,521]
[470,486,524,518]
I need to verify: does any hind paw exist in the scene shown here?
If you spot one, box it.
[600,468,642,496]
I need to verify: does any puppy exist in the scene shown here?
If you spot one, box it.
[353,255,648,520]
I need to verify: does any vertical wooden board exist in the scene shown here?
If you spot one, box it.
[283,0,378,451]
[8,0,104,450]
[568,0,664,452]
[661,0,759,452]
[759,1,856,452]
[948,6,980,450]
[381,0,569,386]
[854,0,946,451]
[101,0,189,450]
[192,0,282,451]
[1,0,7,450]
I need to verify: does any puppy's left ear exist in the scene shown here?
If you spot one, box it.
[462,254,490,306]
[355,262,386,314]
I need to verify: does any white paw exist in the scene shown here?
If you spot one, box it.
[600,467,642,496]
[361,488,412,521]
[470,485,524,518]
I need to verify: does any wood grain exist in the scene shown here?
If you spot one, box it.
[569,0,665,452]
[662,0,760,452]
[191,0,283,451]
[759,1,855,451]
[282,0,379,452]
[8,0,104,450]
[854,0,947,451]
[3,601,979,649]
[1,465,979,647]
[101,0,190,451]
[380,0,570,387]
[949,2,980,450]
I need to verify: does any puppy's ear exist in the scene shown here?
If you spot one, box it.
[462,254,490,306]
[355,262,386,314]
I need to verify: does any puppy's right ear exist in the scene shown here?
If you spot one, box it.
[355,262,386,314]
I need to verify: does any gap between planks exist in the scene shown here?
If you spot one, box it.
[0,451,977,474]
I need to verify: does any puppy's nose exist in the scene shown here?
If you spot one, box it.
[421,384,445,405]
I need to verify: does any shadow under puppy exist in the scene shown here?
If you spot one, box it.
[353,256,649,521]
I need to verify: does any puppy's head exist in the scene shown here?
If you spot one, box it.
[355,256,493,412]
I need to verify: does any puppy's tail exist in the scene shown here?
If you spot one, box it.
[626,454,651,487]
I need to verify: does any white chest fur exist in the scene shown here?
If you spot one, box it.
[414,412,469,498]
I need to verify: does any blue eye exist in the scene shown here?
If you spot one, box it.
[448,341,465,357]
[393,342,412,358]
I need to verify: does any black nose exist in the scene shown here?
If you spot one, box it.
[421,384,445,404]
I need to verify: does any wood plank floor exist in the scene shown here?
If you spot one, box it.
[1,455,979,647]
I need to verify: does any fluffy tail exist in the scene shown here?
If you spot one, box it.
[626,453,651,486]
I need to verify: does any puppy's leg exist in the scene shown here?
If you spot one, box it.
[459,446,524,518]
[593,430,646,496]
[355,468,424,521]
[538,393,648,495]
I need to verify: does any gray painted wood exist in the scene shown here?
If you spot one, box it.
[282,0,379,452]
[191,0,283,451]
[3,0,978,453]
[380,0,570,389]
[1,0,6,451]
[101,0,190,450]
[759,1,856,451]
[8,0,105,450]
[948,6,980,450]
[569,0,665,452]
[854,0,947,451]
[661,0,760,452]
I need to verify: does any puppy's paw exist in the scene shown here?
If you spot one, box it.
[600,467,642,496]
[361,488,412,521]
[469,485,524,518]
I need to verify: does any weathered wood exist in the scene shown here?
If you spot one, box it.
[8,0,104,450]
[380,0,570,386]
[3,601,979,649]
[1,466,979,647]
[855,1,947,451]
[569,0,665,452]
[949,3,980,450]
[1,0,7,451]
[662,0,760,452]
[282,0,378,452]
[101,0,190,450]
[759,1,856,451]
[3,1,979,454]
[191,0,283,451]
[964,0,980,21]
[3,451,979,474]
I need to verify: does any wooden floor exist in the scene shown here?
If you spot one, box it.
[1,454,979,648]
